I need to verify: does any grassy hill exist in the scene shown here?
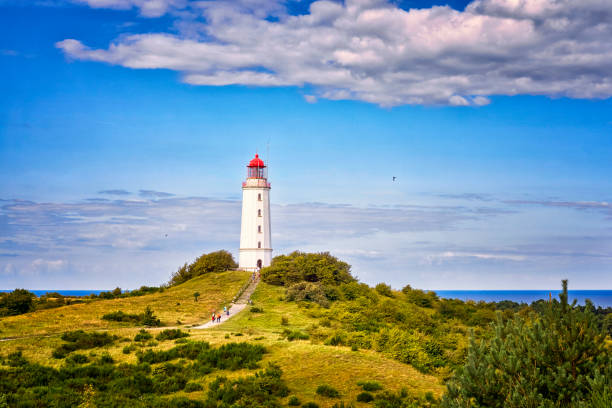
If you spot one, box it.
[0,271,443,407]
[2,258,609,407]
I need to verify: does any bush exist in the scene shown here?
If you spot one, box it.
[262,251,355,287]
[316,384,340,398]
[141,306,162,327]
[122,345,135,354]
[169,250,238,286]
[138,341,265,371]
[250,306,264,313]
[52,330,117,359]
[402,285,438,308]
[0,347,283,407]
[281,315,289,326]
[288,396,301,406]
[65,353,89,364]
[374,328,445,373]
[375,283,394,297]
[442,280,612,408]
[204,363,289,406]
[98,353,114,364]
[357,392,374,402]
[302,402,320,408]
[286,282,330,307]
[156,329,190,341]
[134,329,153,342]
[357,381,382,392]
[184,382,203,392]
[0,289,35,316]
[102,310,141,323]
[281,329,309,341]
[325,331,346,346]
[103,308,161,326]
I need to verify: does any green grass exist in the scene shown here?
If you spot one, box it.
[0,275,444,407]
[195,281,444,407]
[0,270,249,338]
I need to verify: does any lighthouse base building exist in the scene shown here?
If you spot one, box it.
[239,154,272,271]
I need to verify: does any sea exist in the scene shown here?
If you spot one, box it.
[2,289,612,308]
[434,290,612,308]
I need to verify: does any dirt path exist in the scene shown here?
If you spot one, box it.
[191,277,258,329]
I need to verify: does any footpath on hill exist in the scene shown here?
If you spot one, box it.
[191,276,259,329]
[0,275,259,342]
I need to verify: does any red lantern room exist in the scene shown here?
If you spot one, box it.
[247,154,266,179]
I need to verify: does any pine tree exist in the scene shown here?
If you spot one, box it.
[442,280,611,408]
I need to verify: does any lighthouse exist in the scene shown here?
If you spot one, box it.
[239,154,272,271]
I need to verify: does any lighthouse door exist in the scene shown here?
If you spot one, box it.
[257,259,262,269]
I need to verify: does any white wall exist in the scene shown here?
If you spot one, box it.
[239,178,272,270]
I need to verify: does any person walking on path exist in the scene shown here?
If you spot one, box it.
[211,312,216,324]
[216,313,222,323]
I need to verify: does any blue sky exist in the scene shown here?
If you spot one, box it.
[1,0,611,290]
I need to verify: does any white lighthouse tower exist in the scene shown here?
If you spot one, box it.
[239,153,272,271]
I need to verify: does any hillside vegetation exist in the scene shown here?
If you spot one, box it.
[1,251,610,407]
[0,270,249,339]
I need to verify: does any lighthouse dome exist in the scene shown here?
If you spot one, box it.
[248,154,265,168]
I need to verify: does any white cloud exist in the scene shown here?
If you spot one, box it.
[56,0,612,106]
[72,0,185,17]
[2,193,611,289]
[303,94,318,103]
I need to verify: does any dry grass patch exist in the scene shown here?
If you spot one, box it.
[264,341,444,407]
[0,271,249,338]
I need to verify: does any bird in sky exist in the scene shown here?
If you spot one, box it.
[392,176,397,181]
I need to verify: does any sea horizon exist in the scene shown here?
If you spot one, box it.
[3,289,612,308]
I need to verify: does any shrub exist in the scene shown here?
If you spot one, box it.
[169,250,238,286]
[7,351,27,367]
[0,289,35,316]
[302,402,319,408]
[286,282,330,307]
[141,306,161,327]
[316,384,340,398]
[324,331,346,346]
[442,280,612,408]
[204,364,289,406]
[184,382,203,392]
[156,329,190,341]
[137,341,265,371]
[375,283,394,297]
[281,315,289,326]
[374,328,445,373]
[262,251,355,287]
[288,396,301,406]
[281,329,309,341]
[102,310,141,323]
[0,349,267,407]
[65,353,88,364]
[250,306,264,313]
[134,329,153,342]
[52,330,117,359]
[402,285,438,308]
[98,353,114,364]
[357,392,374,402]
[357,381,382,392]
[103,308,161,326]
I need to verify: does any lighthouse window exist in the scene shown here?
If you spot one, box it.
[258,241,261,248]
[258,225,262,233]
[258,193,262,201]
[258,209,261,217]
